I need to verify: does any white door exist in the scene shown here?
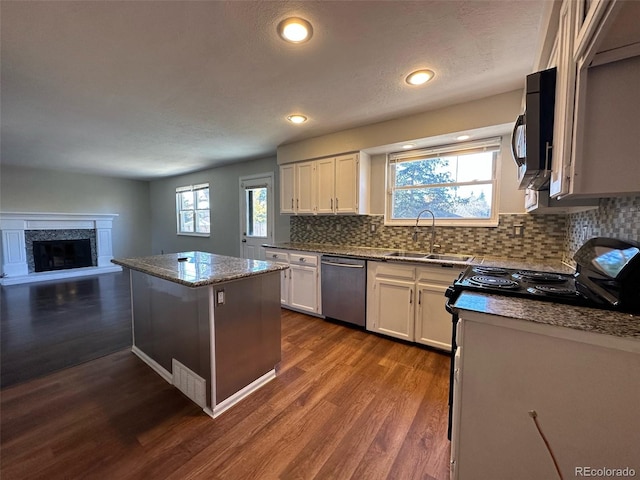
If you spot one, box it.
[288,264,318,313]
[371,277,415,341]
[415,282,452,351]
[316,157,335,214]
[295,161,316,214]
[240,173,274,260]
[335,153,358,213]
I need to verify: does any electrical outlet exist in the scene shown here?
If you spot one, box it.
[216,289,225,305]
[370,224,376,233]
[513,225,524,237]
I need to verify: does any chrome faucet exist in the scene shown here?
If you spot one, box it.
[413,208,436,253]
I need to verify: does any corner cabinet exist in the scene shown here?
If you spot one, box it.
[450,310,640,479]
[366,261,464,351]
[545,0,640,198]
[264,249,321,315]
[278,152,370,215]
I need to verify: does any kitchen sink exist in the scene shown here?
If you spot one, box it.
[384,251,430,258]
[424,253,473,262]
[384,251,473,262]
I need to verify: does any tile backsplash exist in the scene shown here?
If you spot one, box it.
[564,195,640,265]
[290,214,567,262]
[289,195,639,266]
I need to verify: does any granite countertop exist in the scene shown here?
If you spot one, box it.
[453,291,640,340]
[263,242,573,273]
[112,251,288,288]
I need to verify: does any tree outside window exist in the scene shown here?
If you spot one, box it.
[387,139,499,224]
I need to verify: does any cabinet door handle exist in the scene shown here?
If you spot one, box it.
[418,291,422,305]
[330,198,333,210]
[335,198,339,210]
[410,289,413,304]
[291,198,294,209]
[296,198,299,209]
[544,141,552,170]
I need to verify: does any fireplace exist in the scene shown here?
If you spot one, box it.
[33,239,93,272]
[0,212,120,285]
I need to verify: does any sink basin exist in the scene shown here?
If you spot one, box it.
[384,251,429,258]
[425,253,473,262]
[384,251,473,262]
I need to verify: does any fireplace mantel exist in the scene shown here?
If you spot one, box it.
[0,212,121,285]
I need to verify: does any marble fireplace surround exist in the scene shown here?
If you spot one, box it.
[0,212,121,286]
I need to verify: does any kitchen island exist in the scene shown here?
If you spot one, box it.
[111,251,288,418]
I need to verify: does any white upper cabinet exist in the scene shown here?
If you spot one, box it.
[546,0,640,199]
[279,164,295,214]
[295,161,316,214]
[316,157,336,214]
[279,152,370,215]
[549,0,577,198]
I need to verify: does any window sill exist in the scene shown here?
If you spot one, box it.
[177,233,211,238]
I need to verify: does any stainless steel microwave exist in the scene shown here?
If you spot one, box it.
[511,67,557,190]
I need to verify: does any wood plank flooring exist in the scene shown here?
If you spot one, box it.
[1,308,451,479]
[0,272,132,387]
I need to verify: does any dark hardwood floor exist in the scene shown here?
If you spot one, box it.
[0,272,132,388]
[1,275,451,479]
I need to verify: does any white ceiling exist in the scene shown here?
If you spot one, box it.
[1,1,547,181]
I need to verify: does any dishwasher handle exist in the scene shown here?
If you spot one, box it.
[321,260,365,268]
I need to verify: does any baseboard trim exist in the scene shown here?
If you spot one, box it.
[131,346,172,384]
[208,369,277,419]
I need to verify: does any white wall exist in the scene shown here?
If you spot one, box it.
[277,89,523,163]
[0,165,151,258]
[149,156,289,256]
[278,89,525,215]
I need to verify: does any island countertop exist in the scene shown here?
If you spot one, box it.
[112,251,288,288]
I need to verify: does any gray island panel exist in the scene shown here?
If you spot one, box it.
[115,251,283,417]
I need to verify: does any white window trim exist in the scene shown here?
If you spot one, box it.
[384,138,501,227]
[176,183,211,237]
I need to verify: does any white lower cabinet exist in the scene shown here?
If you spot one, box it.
[264,249,321,315]
[450,311,640,479]
[367,261,463,350]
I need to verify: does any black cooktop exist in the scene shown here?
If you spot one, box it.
[450,265,608,309]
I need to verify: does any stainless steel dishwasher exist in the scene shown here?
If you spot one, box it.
[320,256,366,327]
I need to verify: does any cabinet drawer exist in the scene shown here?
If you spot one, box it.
[417,265,464,285]
[265,250,289,262]
[289,253,318,266]
[371,262,415,280]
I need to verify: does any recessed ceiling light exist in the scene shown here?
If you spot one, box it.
[287,114,308,124]
[277,17,313,43]
[456,135,470,141]
[402,143,416,149]
[405,69,435,86]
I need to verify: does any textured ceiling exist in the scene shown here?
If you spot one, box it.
[1,1,547,180]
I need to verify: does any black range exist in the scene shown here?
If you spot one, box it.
[447,237,640,314]
[445,237,640,440]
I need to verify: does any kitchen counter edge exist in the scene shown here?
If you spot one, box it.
[452,291,640,341]
[112,251,288,288]
[262,242,573,273]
